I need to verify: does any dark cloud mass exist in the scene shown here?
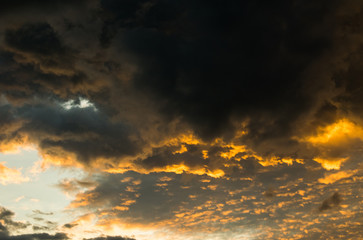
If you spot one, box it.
[0,0,362,168]
[5,23,65,56]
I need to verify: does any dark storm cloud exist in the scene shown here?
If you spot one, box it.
[0,103,142,165]
[4,23,76,76]
[0,0,89,14]
[0,49,85,104]
[108,0,336,139]
[92,0,363,162]
[0,8,142,166]
[22,105,141,164]
[0,2,362,239]
[5,23,67,56]
[334,47,363,121]
[1,21,87,102]
[0,0,363,175]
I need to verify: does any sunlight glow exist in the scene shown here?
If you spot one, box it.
[305,119,363,145]
[61,98,97,111]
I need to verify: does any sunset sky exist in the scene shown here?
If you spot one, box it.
[0,1,362,239]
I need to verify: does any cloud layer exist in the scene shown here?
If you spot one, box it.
[0,0,363,239]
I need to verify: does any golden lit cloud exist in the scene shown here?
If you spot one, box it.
[0,135,29,154]
[313,157,348,170]
[68,192,99,209]
[0,162,29,185]
[318,170,357,184]
[219,144,246,160]
[148,164,225,178]
[305,119,363,145]
[298,119,363,170]
[39,147,82,168]
[0,126,303,179]
[257,156,304,167]
[106,162,225,178]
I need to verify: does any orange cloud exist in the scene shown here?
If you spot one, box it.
[0,135,30,153]
[313,157,348,170]
[0,162,29,185]
[298,118,363,170]
[318,170,357,184]
[107,164,225,178]
[68,192,99,208]
[305,119,363,145]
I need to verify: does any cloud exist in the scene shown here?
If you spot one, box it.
[32,210,53,216]
[0,233,69,240]
[263,188,277,198]
[62,223,78,229]
[0,162,29,185]
[4,22,75,76]
[0,207,29,232]
[0,1,363,238]
[319,192,342,212]
[0,0,90,14]
[14,196,25,203]
[318,170,357,184]
[0,205,137,240]
[54,157,363,239]
[0,103,142,167]
[56,178,97,196]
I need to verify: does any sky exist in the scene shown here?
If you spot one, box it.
[0,0,362,239]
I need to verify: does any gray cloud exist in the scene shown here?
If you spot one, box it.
[0,207,28,234]
[83,236,135,240]
[319,192,342,212]
[62,224,78,229]
[0,103,142,165]
[32,210,53,216]
[0,206,67,240]
[0,233,69,240]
